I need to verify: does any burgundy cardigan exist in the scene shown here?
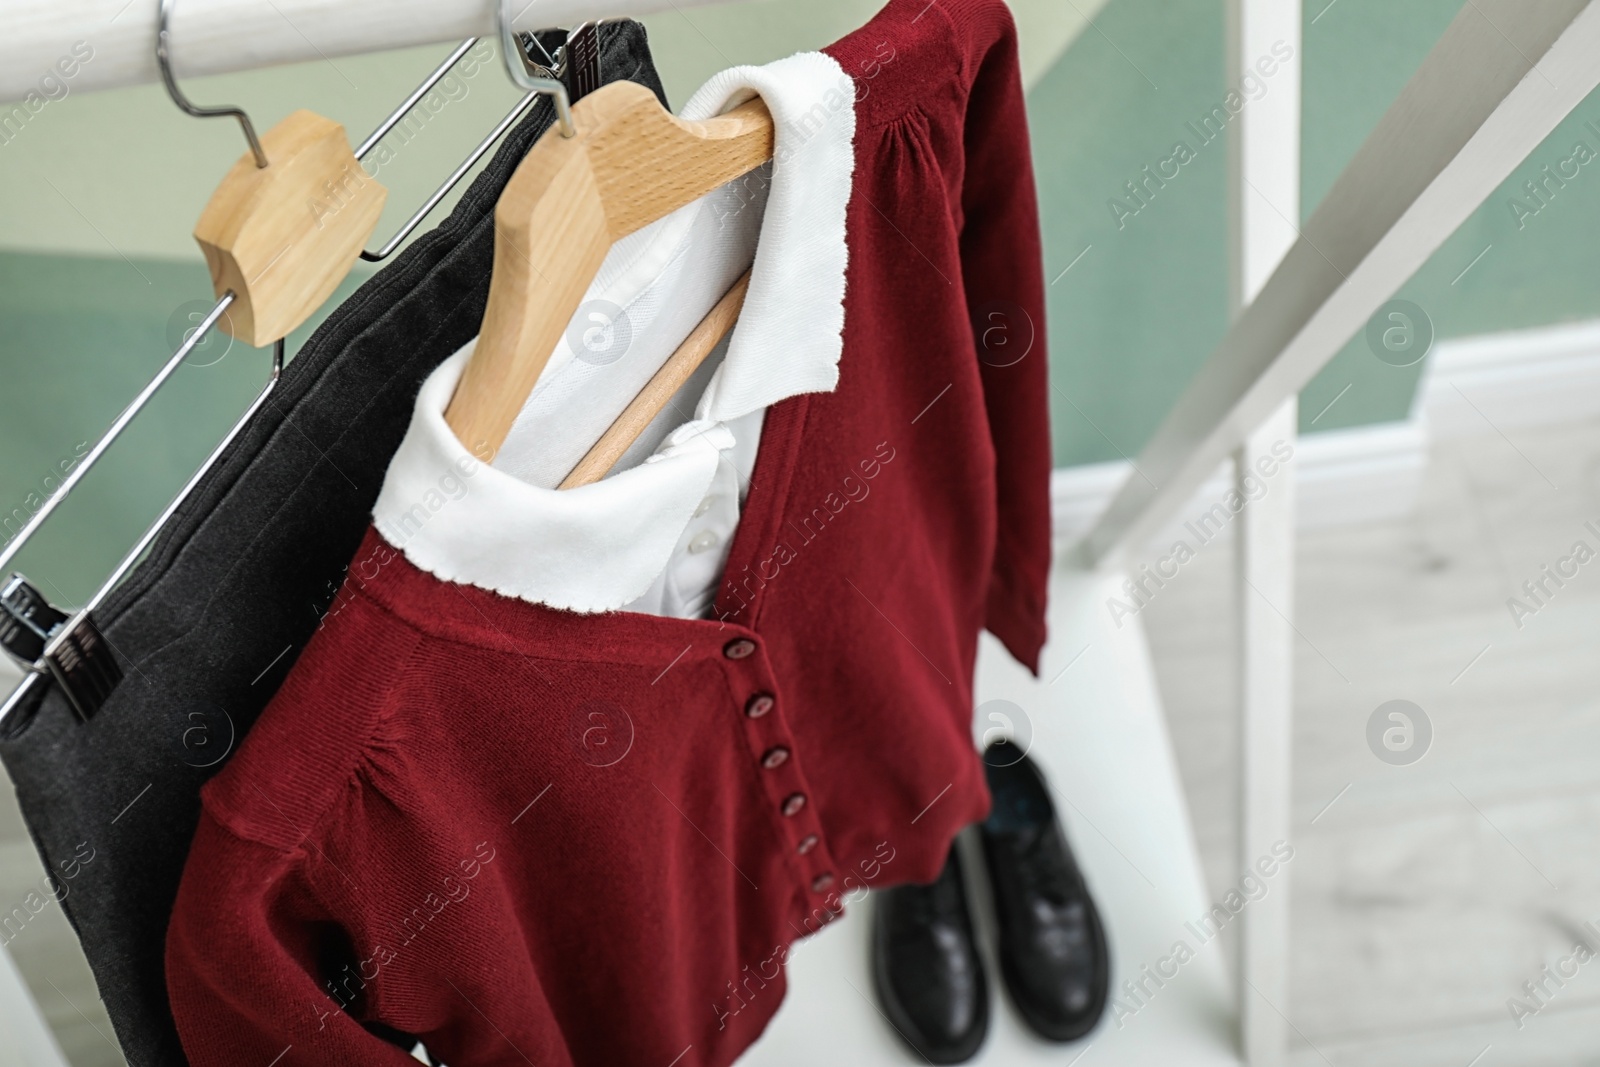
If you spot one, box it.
[164,1,1052,1064]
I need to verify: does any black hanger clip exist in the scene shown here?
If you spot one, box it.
[1,574,122,722]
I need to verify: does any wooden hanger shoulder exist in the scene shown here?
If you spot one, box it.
[193,109,387,346]
[445,80,773,461]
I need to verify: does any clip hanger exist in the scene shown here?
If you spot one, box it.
[360,34,556,263]
[162,0,388,347]
[443,14,774,462]
[156,0,269,169]
[500,0,576,138]
[0,29,571,727]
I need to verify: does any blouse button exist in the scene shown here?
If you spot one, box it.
[694,495,715,517]
[781,792,807,817]
[724,638,757,660]
[811,872,834,892]
[796,834,819,855]
[688,530,720,554]
[744,693,775,718]
[761,746,790,770]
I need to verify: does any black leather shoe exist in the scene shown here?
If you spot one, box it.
[871,845,989,1064]
[980,741,1109,1041]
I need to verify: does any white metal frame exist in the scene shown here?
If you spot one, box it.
[1225,1,1299,1061]
[1072,0,1600,1062]
[1233,400,1296,1065]
[1078,0,1600,568]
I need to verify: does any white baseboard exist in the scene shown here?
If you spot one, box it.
[1420,317,1600,437]
[1050,419,1427,548]
[1291,417,1429,531]
[1053,316,1600,547]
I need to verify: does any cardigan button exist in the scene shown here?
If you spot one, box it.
[796,834,819,855]
[811,872,834,892]
[724,638,757,660]
[781,792,807,817]
[760,746,790,770]
[744,693,775,718]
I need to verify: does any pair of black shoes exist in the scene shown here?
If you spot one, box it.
[871,744,1109,1063]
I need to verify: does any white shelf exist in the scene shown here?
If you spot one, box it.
[741,564,1242,1067]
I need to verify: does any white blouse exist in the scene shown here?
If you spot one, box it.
[373,51,856,619]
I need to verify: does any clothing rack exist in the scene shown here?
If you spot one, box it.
[5,1,1598,1064]
[0,0,726,104]
[0,29,562,724]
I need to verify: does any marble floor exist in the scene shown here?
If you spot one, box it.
[1,410,1598,1067]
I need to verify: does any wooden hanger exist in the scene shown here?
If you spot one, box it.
[192,110,387,345]
[560,269,752,488]
[159,0,386,346]
[443,67,774,462]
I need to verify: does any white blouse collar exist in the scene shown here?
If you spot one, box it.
[371,51,856,613]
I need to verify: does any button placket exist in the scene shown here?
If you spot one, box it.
[722,633,838,898]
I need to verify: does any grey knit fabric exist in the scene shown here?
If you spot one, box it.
[0,25,666,1066]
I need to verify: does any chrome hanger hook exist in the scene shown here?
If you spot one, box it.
[156,0,269,168]
[497,0,575,138]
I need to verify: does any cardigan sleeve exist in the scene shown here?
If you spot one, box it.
[948,0,1053,673]
[165,810,421,1067]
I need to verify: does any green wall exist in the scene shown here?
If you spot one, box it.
[1297,0,1600,434]
[1031,0,1600,464]
[0,255,367,606]
[0,1,1089,262]
[1028,0,1229,469]
[7,0,1600,607]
